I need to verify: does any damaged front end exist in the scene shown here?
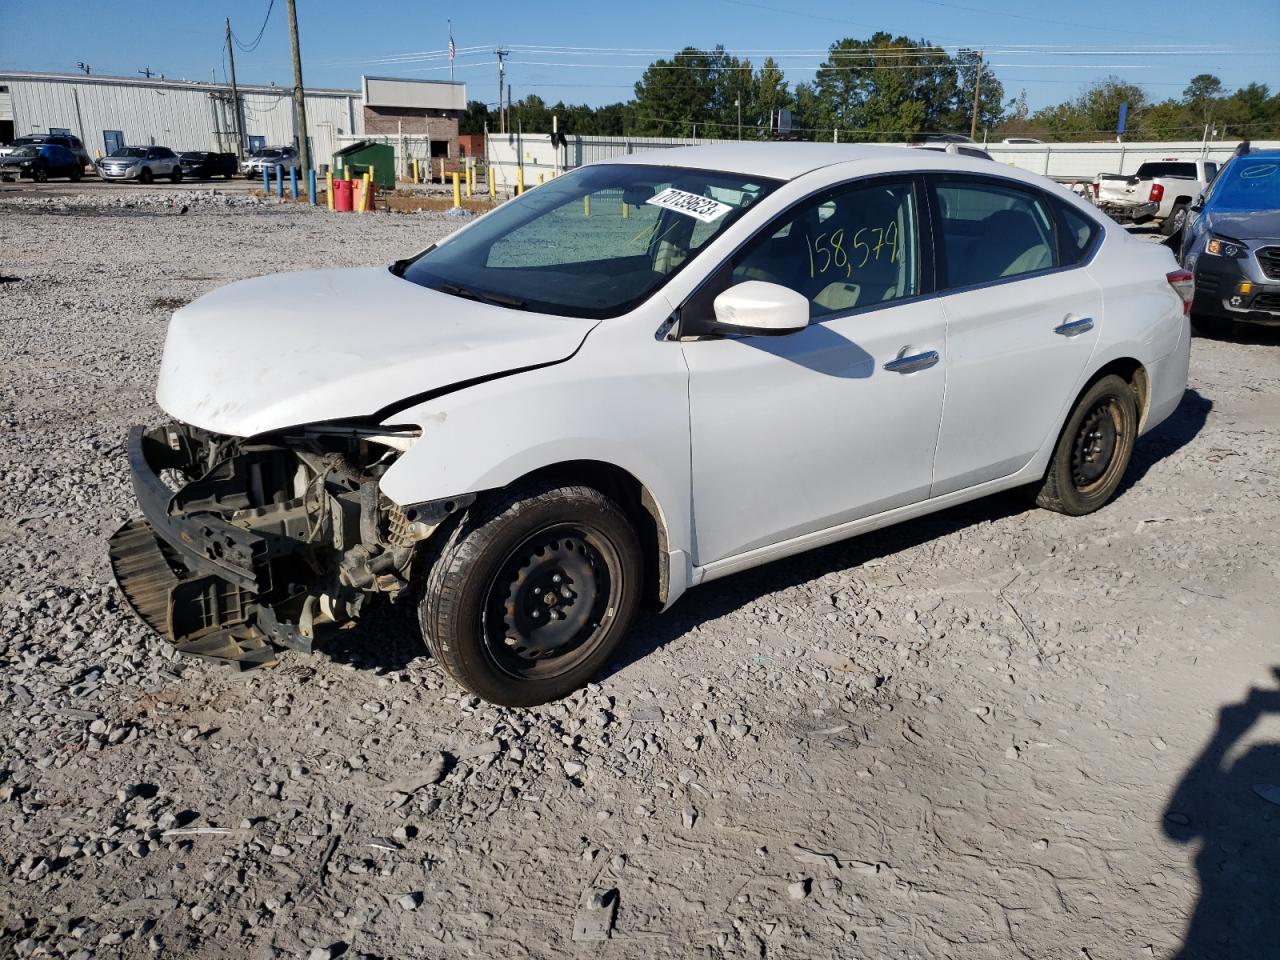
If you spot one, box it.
[109,422,470,668]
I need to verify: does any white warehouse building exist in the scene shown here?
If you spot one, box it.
[0,69,362,163]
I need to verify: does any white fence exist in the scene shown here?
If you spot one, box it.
[485,132,1280,187]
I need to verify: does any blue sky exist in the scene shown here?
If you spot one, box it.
[4,0,1278,111]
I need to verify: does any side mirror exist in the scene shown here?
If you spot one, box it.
[1191,198,1204,212]
[711,281,810,336]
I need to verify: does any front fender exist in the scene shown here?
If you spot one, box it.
[377,323,693,599]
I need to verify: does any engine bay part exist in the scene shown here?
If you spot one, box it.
[109,421,471,667]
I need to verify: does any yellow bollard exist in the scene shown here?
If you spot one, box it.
[439,157,445,183]
[369,164,375,188]
[537,173,545,186]
[452,171,461,208]
[326,171,334,210]
[363,172,373,213]
[466,165,473,198]
[622,201,629,220]
[488,166,496,199]
[412,158,419,184]
[583,194,590,217]
[516,166,524,195]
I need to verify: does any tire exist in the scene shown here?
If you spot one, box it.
[1162,203,1188,237]
[69,168,81,182]
[32,165,48,183]
[139,167,153,184]
[419,481,643,707]
[1034,374,1138,516]
[224,172,233,180]
[170,167,182,183]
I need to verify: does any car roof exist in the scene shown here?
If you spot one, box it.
[604,141,1041,185]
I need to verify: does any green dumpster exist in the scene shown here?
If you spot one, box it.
[331,141,395,189]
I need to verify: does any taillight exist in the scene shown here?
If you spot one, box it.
[1149,183,1164,203]
[1167,269,1194,315]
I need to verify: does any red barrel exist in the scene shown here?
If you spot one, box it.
[333,179,354,212]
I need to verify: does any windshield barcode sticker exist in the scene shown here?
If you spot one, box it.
[645,187,735,223]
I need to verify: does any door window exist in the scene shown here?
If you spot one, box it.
[103,130,124,154]
[729,179,920,318]
[934,179,1058,288]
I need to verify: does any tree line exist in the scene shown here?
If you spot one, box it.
[460,34,1280,143]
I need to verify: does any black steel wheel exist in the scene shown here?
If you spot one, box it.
[139,167,153,184]
[1035,373,1138,516]
[32,165,48,183]
[419,482,643,706]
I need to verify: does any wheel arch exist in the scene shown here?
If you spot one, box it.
[1083,357,1150,430]
[496,459,674,608]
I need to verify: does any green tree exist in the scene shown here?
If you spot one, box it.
[1183,73,1225,124]
[755,57,790,138]
[459,100,490,136]
[1032,77,1148,139]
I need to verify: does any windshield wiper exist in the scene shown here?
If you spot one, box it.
[436,281,528,310]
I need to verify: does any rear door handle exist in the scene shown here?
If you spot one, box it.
[883,350,940,374]
[1055,317,1094,336]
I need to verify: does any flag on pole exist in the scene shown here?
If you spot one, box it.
[448,21,456,69]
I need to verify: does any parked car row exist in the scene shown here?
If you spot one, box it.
[0,138,299,184]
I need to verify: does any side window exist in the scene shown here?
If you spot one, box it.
[1055,200,1100,266]
[730,179,920,319]
[1204,162,1219,183]
[934,179,1058,288]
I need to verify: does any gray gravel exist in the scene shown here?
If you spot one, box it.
[1,197,1278,959]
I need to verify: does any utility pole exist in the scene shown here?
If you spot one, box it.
[969,49,984,141]
[494,48,509,134]
[286,0,310,176]
[225,18,244,160]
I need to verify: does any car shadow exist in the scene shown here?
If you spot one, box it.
[1194,323,1280,348]
[1162,667,1280,958]
[1117,387,1212,496]
[605,489,1033,679]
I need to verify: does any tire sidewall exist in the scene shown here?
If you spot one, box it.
[1049,374,1138,515]
[424,486,642,707]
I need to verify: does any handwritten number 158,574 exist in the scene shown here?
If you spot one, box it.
[806,221,898,279]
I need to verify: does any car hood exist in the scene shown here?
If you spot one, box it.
[155,267,599,437]
[1204,209,1280,243]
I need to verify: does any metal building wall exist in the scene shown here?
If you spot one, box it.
[1,73,359,162]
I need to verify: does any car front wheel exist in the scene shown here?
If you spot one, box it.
[418,481,643,707]
[1034,373,1138,516]
[170,167,182,183]
[139,168,153,184]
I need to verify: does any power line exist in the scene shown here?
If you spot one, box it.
[234,0,275,53]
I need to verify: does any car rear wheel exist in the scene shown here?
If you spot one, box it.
[418,481,643,707]
[139,168,153,184]
[1162,203,1189,237]
[1034,374,1138,516]
[69,167,81,182]
[170,167,182,183]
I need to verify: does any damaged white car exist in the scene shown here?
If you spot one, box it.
[112,144,1192,706]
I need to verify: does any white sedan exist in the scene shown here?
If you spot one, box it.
[111,144,1192,707]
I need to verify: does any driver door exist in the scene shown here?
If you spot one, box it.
[681,176,947,567]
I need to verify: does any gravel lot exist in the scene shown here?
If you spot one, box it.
[1,193,1278,960]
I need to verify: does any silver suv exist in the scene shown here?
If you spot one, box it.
[242,146,300,179]
[97,146,183,183]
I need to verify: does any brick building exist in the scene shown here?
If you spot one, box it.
[360,76,466,161]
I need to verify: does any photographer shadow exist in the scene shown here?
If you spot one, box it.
[1163,668,1280,959]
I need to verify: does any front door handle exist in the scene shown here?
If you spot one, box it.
[1054,316,1094,336]
[883,350,940,374]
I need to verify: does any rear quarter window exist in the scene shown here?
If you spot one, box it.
[1055,200,1101,266]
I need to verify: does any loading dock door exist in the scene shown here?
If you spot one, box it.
[104,130,124,155]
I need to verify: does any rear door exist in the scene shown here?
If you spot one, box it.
[928,175,1102,496]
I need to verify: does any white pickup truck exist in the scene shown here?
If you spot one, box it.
[1092,158,1219,235]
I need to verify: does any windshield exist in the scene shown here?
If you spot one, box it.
[401,163,781,319]
[1136,162,1196,179]
[109,148,147,159]
[1208,157,1280,212]
[10,146,40,158]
